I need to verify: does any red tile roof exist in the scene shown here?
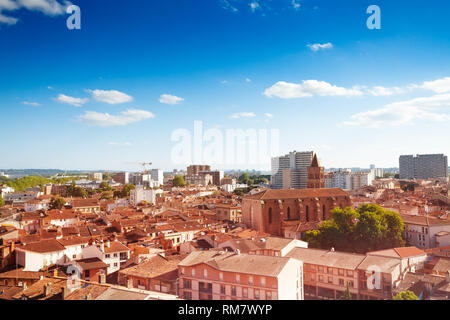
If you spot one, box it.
[244,188,349,200]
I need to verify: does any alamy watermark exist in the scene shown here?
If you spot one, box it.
[67,5,81,30]
[367,5,381,30]
[171,121,280,168]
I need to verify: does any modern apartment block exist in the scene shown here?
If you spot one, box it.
[187,165,211,176]
[399,154,448,180]
[271,151,316,189]
[325,170,374,190]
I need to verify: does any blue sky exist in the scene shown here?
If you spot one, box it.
[1,0,450,171]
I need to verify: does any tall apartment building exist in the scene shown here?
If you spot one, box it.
[112,172,130,185]
[271,151,315,189]
[187,165,211,176]
[399,154,448,180]
[324,170,374,191]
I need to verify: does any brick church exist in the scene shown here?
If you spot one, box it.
[242,188,352,239]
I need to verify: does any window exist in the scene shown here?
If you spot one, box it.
[113,253,118,258]
[181,268,185,275]
[268,208,272,224]
[339,279,345,286]
[254,290,260,299]
[114,263,118,267]
[231,286,236,296]
[248,276,253,285]
[220,285,225,295]
[318,266,324,273]
[184,280,191,289]
[105,254,110,259]
[236,274,240,283]
[287,207,291,220]
[348,281,354,288]
[310,274,315,282]
[306,206,309,222]
[346,270,353,277]
[183,292,192,300]
[219,272,223,281]
[243,288,248,298]
[203,269,208,279]
[338,269,344,276]
[266,291,272,300]
[328,277,333,284]
[191,269,196,277]
[261,277,266,286]
[72,255,76,259]
[328,267,333,274]
[319,275,324,283]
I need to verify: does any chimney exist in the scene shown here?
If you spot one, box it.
[235,249,241,255]
[105,240,111,248]
[44,283,52,297]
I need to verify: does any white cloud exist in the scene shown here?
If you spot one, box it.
[0,0,71,25]
[264,80,363,99]
[292,0,301,10]
[417,77,450,94]
[245,78,252,83]
[87,89,133,104]
[249,1,260,12]
[55,94,88,107]
[159,94,184,105]
[366,86,405,96]
[307,43,333,52]
[230,112,256,119]
[264,113,273,118]
[78,109,155,127]
[343,94,450,128]
[22,101,41,106]
[221,80,229,84]
[221,0,238,12]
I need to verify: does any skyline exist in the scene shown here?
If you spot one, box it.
[2,0,450,171]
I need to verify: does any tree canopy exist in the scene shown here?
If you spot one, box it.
[172,175,186,187]
[0,176,74,192]
[49,197,66,210]
[393,291,419,300]
[0,195,4,207]
[303,204,405,253]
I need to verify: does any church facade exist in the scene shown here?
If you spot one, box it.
[242,189,352,238]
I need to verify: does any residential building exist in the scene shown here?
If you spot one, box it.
[401,214,450,249]
[187,165,211,176]
[271,151,315,189]
[400,154,448,180]
[178,250,303,300]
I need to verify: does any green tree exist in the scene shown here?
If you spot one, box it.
[393,291,419,300]
[120,184,136,198]
[99,181,112,191]
[100,191,114,200]
[0,195,4,207]
[303,204,405,253]
[339,282,353,300]
[172,175,186,187]
[49,197,66,210]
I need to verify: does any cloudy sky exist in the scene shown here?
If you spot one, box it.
[1,0,450,171]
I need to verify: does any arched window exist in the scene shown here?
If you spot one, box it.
[306,205,309,222]
[287,207,291,220]
[323,205,326,220]
[268,207,272,224]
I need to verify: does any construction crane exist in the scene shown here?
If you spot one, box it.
[140,162,152,175]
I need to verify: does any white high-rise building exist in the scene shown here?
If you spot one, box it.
[150,169,164,187]
[271,151,314,189]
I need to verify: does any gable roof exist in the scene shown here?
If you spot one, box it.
[244,188,349,200]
